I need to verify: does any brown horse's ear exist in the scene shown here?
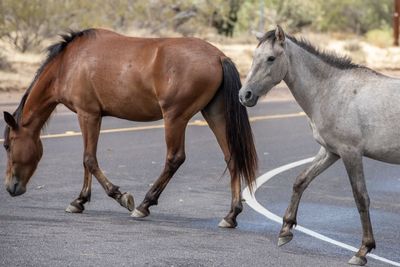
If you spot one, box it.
[4,111,18,129]
[275,25,285,44]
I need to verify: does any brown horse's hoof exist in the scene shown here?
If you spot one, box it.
[131,208,148,218]
[277,232,293,247]
[348,256,367,266]
[120,192,135,212]
[218,218,237,228]
[65,203,83,213]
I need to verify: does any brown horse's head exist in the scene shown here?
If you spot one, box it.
[3,111,42,196]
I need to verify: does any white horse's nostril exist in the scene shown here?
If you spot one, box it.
[245,91,252,100]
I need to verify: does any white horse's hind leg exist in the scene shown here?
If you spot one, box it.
[342,151,375,266]
[278,147,339,246]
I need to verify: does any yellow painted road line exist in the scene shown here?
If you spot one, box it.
[249,112,305,122]
[0,112,306,142]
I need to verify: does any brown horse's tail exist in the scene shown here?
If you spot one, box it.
[220,57,258,192]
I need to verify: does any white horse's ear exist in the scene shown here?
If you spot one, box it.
[252,30,265,42]
[275,25,285,44]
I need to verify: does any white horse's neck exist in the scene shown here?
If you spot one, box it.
[283,39,345,118]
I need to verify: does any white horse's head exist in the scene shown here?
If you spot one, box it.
[239,26,289,107]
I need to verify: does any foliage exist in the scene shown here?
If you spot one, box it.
[238,0,392,34]
[0,0,54,52]
[0,0,137,52]
[0,0,395,52]
[316,0,392,34]
[267,0,322,32]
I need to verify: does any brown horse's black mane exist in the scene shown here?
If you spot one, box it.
[12,28,96,123]
[259,29,360,70]
[4,29,95,142]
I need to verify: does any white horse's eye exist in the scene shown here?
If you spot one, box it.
[267,56,276,62]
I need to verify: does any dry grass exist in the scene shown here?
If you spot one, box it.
[0,39,42,92]
[365,28,392,48]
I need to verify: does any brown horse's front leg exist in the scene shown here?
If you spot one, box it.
[132,117,187,218]
[66,167,92,213]
[278,147,338,245]
[66,112,134,213]
[342,151,375,266]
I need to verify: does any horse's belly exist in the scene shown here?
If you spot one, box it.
[364,145,400,164]
[88,61,163,121]
[101,95,163,122]
[105,107,163,121]
[361,120,400,164]
[364,152,400,164]
[310,119,400,165]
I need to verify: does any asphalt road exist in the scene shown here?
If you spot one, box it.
[0,100,399,267]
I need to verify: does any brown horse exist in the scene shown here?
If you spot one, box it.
[3,28,257,228]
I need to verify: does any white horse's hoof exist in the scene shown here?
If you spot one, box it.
[277,235,293,247]
[131,208,147,218]
[65,204,83,213]
[120,193,135,212]
[218,219,235,228]
[348,256,367,266]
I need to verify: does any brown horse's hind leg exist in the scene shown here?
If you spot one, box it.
[131,116,187,218]
[66,112,134,213]
[201,92,242,228]
[342,151,375,266]
[278,147,339,245]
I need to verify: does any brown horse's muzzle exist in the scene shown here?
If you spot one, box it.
[6,176,26,197]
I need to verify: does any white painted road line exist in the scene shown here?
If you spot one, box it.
[242,157,400,267]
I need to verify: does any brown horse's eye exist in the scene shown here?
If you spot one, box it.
[3,143,9,151]
[267,56,276,62]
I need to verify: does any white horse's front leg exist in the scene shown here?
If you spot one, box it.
[278,147,339,246]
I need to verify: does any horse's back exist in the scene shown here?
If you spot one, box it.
[57,29,224,121]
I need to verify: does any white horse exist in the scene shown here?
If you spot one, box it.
[239,26,400,266]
